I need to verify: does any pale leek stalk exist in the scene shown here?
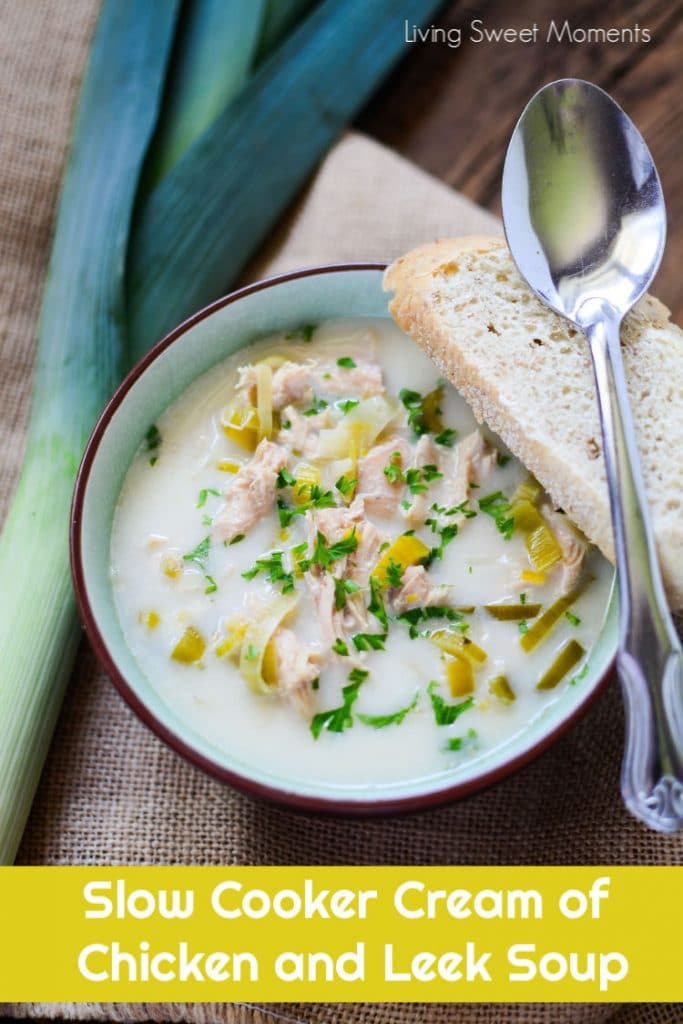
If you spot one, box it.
[0,0,180,864]
[128,0,445,359]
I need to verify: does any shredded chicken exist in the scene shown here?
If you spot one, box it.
[541,503,588,594]
[357,436,410,517]
[270,626,319,717]
[239,355,383,412]
[277,404,331,457]
[403,428,496,527]
[389,565,450,615]
[213,439,287,542]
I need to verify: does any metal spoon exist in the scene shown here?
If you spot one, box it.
[502,78,683,833]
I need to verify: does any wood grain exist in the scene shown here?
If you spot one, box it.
[359,0,683,318]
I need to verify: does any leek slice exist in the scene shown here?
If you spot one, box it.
[0,0,180,865]
[172,626,207,663]
[221,398,260,451]
[239,593,299,694]
[128,0,446,358]
[485,603,541,621]
[520,588,583,652]
[371,534,430,587]
[255,362,274,440]
[537,640,585,690]
[316,396,397,461]
[431,632,487,664]
[445,655,475,697]
[489,675,516,703]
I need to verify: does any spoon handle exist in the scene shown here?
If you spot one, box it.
[583,300,683,832]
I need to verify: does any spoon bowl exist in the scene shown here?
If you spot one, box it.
[502,79,683,833]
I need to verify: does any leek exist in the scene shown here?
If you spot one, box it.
[145,0,267,187]
[537,640,585,691]
[128,0,445,359]
[0,0,180,864]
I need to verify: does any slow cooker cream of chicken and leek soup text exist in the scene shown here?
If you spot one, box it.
[110,319,611,787]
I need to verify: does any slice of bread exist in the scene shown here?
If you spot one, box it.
[384,235,683,609]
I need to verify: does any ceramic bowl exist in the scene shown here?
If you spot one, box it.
[70,264,617,814]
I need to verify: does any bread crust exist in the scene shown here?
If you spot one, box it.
[384,236,683,609]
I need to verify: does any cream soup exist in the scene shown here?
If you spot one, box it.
[110,318,612,788]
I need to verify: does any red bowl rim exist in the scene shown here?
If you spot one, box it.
[70,262,615,817]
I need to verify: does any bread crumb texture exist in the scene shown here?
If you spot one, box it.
[384,236,683,608]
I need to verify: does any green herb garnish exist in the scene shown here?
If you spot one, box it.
[196,487,220,508]
[335,474,357,497]
[310,669,367,739]
[434,428,456,447]
[427,682,474,725]
[332,638,349,656]
[385,558,404,589]
[204,575,218,595]
[565,611,581,627]
[383,451,404,485]
[334,577,360,610]
[352,632,387,652]
[368,577,388,629]
[336,356,357,369]
[285,323,317,342]
[183,536,210,567]
[298,529,358,573]
[478,490,515,540]
[276,467,296,488]
[446,728,478,751]
[358,692,419,729]
[337,398,360,415]
[303,396,328,417]
[244,644,260,661]
[228,533,245,545]
[242,550,294,593]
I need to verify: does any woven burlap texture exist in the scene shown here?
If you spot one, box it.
[0,3,681,1024]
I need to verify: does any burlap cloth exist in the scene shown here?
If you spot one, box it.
[1,3,681,1023]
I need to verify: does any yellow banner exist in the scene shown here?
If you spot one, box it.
[0,867,679,1002]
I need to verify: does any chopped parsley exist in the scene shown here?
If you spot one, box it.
[497,452,511,467]
[383,451,404,485]
[201,514,213,526]
[297,529,358,572]
[565,611,581,627]
[145,424,161,465]
[368,577,388,629]
[204,574,218,595]
[385,558,404,589]
[446,728,478,751]
[427,682,474,725]
[336,356,357,369]
[352,632,387,652]
[520,592,527,605]
[422,464,443,483]
[196,487,220,508]
[332,638,349,656]
[244,644,260,661]
[310,669,367,739]
[335,474,357,497]
[434,428,457,447]
[358,691,419,729]
[518,620,529,635]
[302,396,328,417]
[228,533,245,545]
[399,388,427,436]
[398,605,465,639]
[334,577,360,610]
[337,398,360,415]
[277,485,336,527]
[285,323,317,342]
[276,467,296,488]
[183,536,210,567]
[242,550,294,593]
[405,468,427,494]
[478,490,515,540]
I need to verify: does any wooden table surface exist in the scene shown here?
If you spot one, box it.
[359,0,683,320]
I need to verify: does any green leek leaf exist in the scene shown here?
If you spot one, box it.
[128,0,445,359]
[0,0,180,864]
